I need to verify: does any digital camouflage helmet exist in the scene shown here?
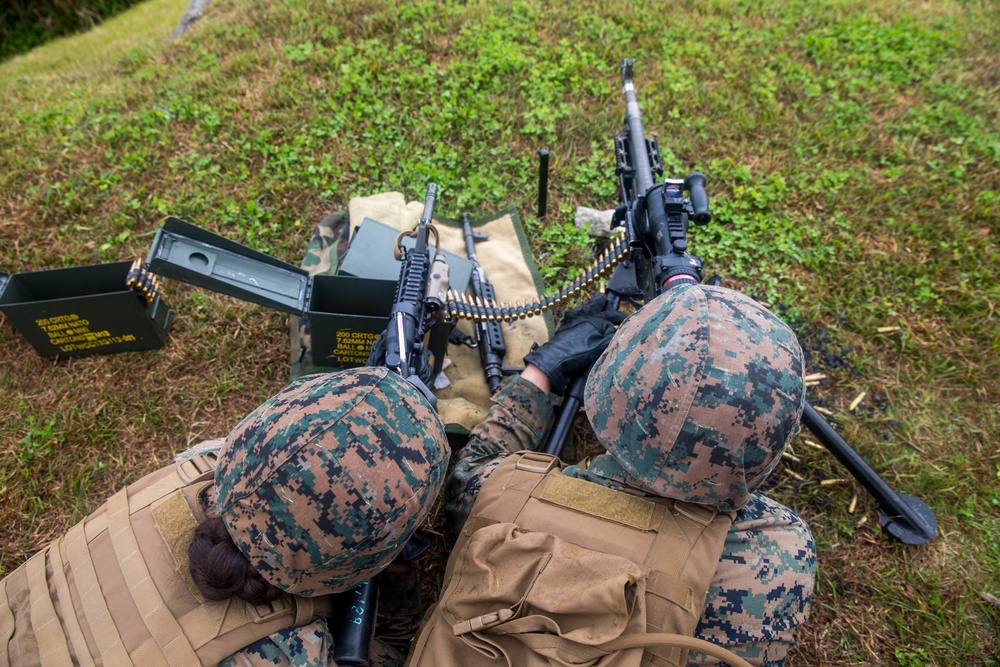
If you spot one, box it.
[584,284,805,511]
[214,367,449,595]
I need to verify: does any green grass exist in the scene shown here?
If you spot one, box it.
[1,0,189,83]
[1,0,998,664]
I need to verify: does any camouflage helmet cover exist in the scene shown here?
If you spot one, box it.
[584,284,805,511]
[214,367,450,595]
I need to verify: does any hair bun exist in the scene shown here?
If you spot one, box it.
[188,516,283,605]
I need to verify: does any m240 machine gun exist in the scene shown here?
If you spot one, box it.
[336,183,450,666]
[441,59,937,546]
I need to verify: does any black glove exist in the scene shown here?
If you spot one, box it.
[523,293,627,395]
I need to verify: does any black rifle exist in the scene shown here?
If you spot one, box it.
[334,184,452,666]
[544,59,937,545]
[460,213,508,393]
[380,183,451,405]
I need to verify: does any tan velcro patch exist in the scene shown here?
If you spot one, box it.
[151,491,200,594]
[539,474,655,531]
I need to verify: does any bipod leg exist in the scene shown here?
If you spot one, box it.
[543,374,585,456]
[801,403,937,545]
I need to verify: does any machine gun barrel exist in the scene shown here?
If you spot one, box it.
[621,59,655,196]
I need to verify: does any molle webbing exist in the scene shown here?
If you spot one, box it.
[0,579,15,666]
[27,552,73,665]
[44,529,95,667]
[1,453,335,666]
[65,519,127,665]
[106,485,200,664]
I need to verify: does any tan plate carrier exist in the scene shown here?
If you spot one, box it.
[406,452,753,667]
[0,454,335,666]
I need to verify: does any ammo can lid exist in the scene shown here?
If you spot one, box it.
[147,217,309,315]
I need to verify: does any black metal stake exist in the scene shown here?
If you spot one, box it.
[537,149,549,219]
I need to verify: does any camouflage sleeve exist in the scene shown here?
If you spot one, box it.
[218,619,404,667]
[688,493,816,667]
[443,375,553,534]
[219,620,333,667]
[290,212,351,380]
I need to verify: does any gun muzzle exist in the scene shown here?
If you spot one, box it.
[420,183,438,225]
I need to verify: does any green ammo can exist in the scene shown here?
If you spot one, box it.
[0,261,172,358]
[145,217,472,372]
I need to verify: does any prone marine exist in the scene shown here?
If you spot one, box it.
[0,367,449,666]
[409,284,816,667]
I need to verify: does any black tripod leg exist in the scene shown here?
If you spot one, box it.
[801,403,937,545]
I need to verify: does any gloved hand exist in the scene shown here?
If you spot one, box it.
[523,293,627,395]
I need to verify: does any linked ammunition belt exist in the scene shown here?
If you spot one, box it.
[445,234,629,323]
[126,258,162,305]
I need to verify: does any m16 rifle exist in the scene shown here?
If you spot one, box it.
[334,183,450,667]
[376,183,452,404]
[441,59,937,546]
[459,213,508,393]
